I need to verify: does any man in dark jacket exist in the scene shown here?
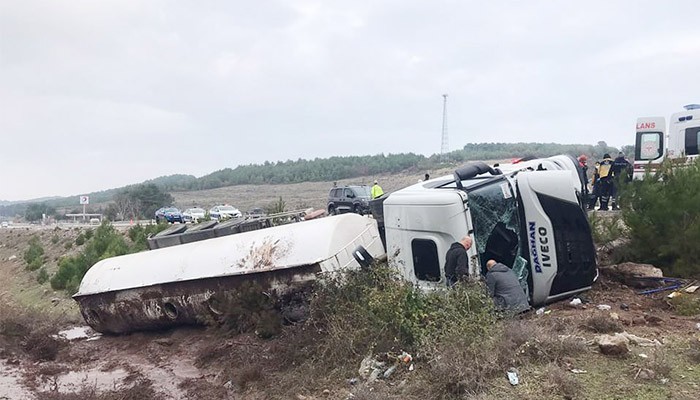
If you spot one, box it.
[445,236,472,286]
[485,259,530,314]
[610,152,631,210]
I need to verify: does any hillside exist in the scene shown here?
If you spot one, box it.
[171,166,456,213]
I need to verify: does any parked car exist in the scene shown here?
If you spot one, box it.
[327,185,371,215]
[155,207,183,223]
[209,205,242,220]
[182,207,206,223]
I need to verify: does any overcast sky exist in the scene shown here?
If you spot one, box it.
[2,0,699,201]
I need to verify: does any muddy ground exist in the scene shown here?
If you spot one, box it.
[1,221,700,399]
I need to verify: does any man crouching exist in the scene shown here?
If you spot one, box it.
[485,259,530,314]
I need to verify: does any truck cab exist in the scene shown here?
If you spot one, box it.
[380,160,597,306]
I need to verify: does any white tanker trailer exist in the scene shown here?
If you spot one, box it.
[73,214,384,333]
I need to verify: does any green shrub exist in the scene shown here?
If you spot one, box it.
[622,159,700,277]
[127,223,168,252]
[51,222,131,294]
[36,267,49,284]
[588,212,626,245]
[668,294,700,316]
[50,234,60,244]
[266,196,286,214]
[309,264,495,362]
[23,236,45,271]
[74,234,85,246]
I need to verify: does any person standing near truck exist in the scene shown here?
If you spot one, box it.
[577,155,589,200]
[595,154,615,211]
[610,152,631,210]
[445,236,472,286]
[485,259,530,314]
[371,180,384,199]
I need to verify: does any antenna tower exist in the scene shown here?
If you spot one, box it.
[440,94,449,161]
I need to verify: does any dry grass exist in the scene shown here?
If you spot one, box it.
[545,363,583,399]
[581,313,624,333]
[687,339,700,364]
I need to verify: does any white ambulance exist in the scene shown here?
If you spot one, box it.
[634,104,700,179]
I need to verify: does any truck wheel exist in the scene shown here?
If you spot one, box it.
[354,205,364,216]
[328,206,336,215]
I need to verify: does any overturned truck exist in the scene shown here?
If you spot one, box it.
[74,155,597,333]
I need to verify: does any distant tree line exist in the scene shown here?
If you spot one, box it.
[1,141,630,218]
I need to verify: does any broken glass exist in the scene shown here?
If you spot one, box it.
[466,178,530,294]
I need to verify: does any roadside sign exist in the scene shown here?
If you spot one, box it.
[80,196,90,205]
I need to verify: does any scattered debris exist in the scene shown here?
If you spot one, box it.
[684,285,699,294]
[620,303,630,311]
[570,369,587,374]
[668,291,682,299]
[383,365,397,379]
[638,277,685,295]
[568,298,583,308]
[696,323,700,331]
[8,255,16,261]
[507,367,519,385]
[536,307,545,315]
[399,351,412,364]
[597,304,612,311]
[50,297,61,305]
[610,312,619,320]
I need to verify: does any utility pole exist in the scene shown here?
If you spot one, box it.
[440,94,449,162]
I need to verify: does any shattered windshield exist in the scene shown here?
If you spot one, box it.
[466,178,529,294]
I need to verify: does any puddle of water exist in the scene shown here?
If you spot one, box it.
[38,367,130,393]
[0,360,35,400]
[137,358,203,399]
[55,326,102,341]
[35,359,203,399]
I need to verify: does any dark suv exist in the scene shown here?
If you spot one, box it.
[327,185,371,215]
